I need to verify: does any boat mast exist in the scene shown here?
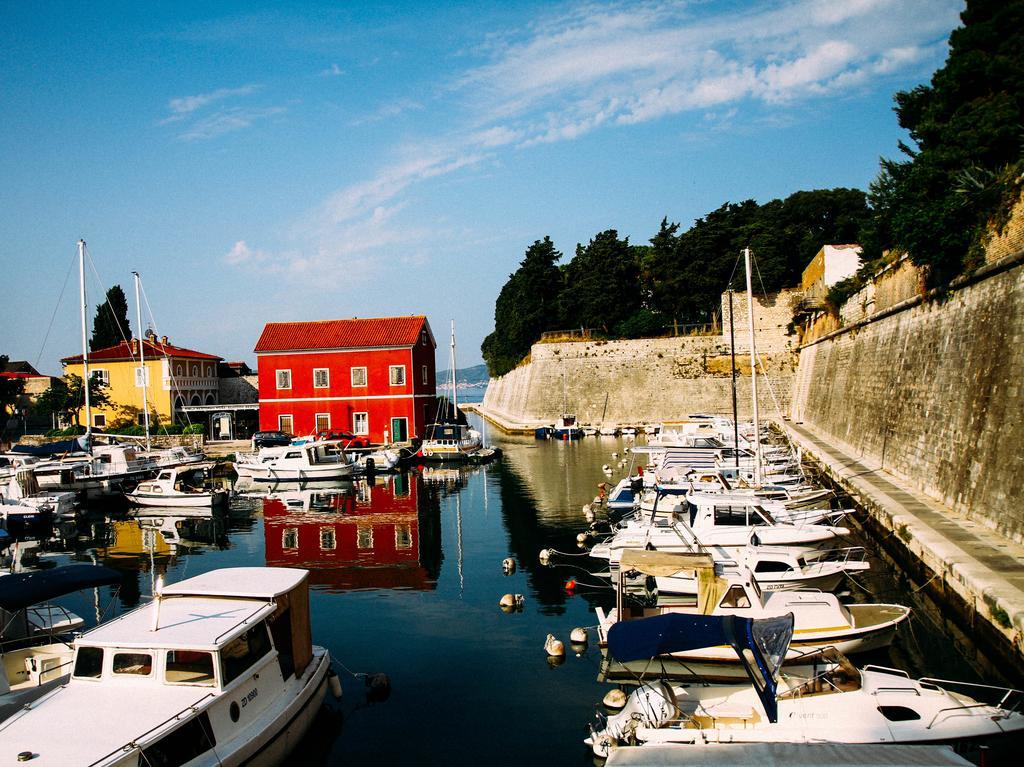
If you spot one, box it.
[450,320,458,419]
[743,247,762,486]
[78,239,92,439]
[133,271,151,450]
[728,289,739,470]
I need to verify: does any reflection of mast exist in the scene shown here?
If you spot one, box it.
[455,490,464,596]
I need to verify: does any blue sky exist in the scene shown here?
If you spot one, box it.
[1,0,963,373]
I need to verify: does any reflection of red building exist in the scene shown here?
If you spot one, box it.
[263,474,440,591]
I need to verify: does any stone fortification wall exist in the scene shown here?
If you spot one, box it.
[483,290,799,427]
[791,253,1024,543]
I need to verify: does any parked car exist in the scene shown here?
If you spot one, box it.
[315,430,371,449]
[252,430,292,449]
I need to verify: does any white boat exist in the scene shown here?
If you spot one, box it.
[1,469,77,520]
[248,440,355,483]
[598,558,910,667]
[0,564,122,722]
[588,612,1024,755]
[32,443,159,498]
[0,567,332,765]
[125,463,229,508]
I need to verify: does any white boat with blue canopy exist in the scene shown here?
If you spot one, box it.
[587,612,1024,756]
[0,566,332,766]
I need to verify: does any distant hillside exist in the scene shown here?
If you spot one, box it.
[436,363,489,388]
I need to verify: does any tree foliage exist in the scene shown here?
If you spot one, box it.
[0,355,26,418]
[90,285,132,351]
[481,189,870,375]
[481,237,563,377]
[862,0,1024,281]
[34,373,112,426]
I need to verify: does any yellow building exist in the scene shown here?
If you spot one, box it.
[61,333,221,430]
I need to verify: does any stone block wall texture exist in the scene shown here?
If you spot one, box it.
[791,260,1024,543]
[484,291,797,426]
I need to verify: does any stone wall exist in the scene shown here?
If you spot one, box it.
[791,253,1024,543]
[483,290,799,427]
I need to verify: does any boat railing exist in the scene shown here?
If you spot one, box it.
[212,599,276,645]
[85,691,216,767]
[918,677,1023,712]
[805,546,868,565]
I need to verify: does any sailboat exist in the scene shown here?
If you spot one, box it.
[418,321,485,464]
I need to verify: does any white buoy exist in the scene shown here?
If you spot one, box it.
[576,532,589,544]
[544,634,565,657]
[539,549,551,565]
[611,452,619,458]
[328,669,343,699]
[603,688,628,709]
[624,447,631,454]
[499,593,516,608]
[593,494,603,505]
[502,557,516,575]
[570,627,588,644]
[582,503,591,515]
[584,507,595,523]
[602,464,612,474]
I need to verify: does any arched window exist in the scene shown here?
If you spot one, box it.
[192,365,198,377]
[205,393,215,405]
[174,396,185,410]
[175,365,183,377]
[190,395,201,406]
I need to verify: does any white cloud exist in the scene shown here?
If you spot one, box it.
[178,106,287,141]
[225,0,962,280]
[163,84,261,122]
[320,63,345,77]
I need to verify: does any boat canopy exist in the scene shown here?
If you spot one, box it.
[619,550,714,577]
[0,564,122,611]
[161,567,308,599]
[10,436,89,456]
[607,612,794,723]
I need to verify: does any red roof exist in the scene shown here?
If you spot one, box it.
[254,316,432,353]
[62,339,221,364]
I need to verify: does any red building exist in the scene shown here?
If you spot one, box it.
[254,315,437,443]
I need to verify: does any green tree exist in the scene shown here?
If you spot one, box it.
[0,355,26,419]
[559,230,641,333]
[90,285,132,351]
[862,0,1024,281]
[481,237,563,376]
[35,373,111,427]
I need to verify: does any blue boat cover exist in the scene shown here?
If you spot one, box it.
[0,528,9,549]
[0,564,122,611]
[607,612,794,723]
[10,436,88,456]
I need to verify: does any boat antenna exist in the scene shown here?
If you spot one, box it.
[78,239,93,446]
[743,247,762,486]
[728,289,739,470]
[132,271,151,450]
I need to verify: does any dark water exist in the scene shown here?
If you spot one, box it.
[18,422,1022,765]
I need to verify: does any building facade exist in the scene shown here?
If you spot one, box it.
[62,334,221,429]
[254,316,437,443]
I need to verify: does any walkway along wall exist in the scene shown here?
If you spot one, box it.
[482,290,800,429]
[790,250,1024,544]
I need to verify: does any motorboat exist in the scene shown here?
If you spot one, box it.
[419,422,484,463]
[590,621,1023,754]
[0,567,332,765]
[125,463,229,508]
[597,556,909,667]
[0,564,123,722]
[588,612,1024,755]
[1,469,76,520]
[28,443,159,498]
[248,440,355,483]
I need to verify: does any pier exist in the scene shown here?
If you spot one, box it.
[781,419,1024,685]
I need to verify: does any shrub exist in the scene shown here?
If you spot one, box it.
[182,423,206,435]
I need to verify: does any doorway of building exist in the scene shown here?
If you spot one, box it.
[212,412,232,440]
[390,417,409,443]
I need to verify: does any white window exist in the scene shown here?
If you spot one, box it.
[315,413,331,432]
[389,365,406,386]
[279,414,294,434]
[134,366,149,387]
[353,412,368,435]
[313,368,329,388]
[276,369,292,390]
[357,525,373,550]
[351,367,367,387]
[94,414,106,427]
[421,365,428,385]
[91,369,109,385]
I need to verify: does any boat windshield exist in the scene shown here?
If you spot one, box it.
[221,622,273,685]
[166,649,216,686]
[751,614,792,678]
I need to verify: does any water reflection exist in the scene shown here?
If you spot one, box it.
[262,474,441,592]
